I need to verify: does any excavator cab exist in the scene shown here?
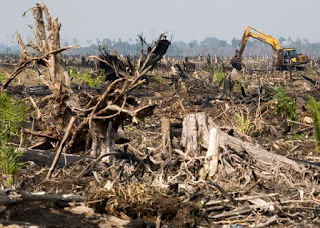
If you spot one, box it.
[282,50,290,64]
[277,48,307,70]
[279,49,296,66]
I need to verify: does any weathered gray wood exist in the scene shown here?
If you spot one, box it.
[204,127,220,177]
[219,133,301,172]
[182,113,302,173]
[181,114,199,156]
[0,191,84,206]
[161,117,172,156]
[47,116,77,179]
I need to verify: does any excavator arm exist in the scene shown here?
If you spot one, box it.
[231,26,282,70]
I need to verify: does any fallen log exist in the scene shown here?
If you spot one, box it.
[219,132,301,172]
[20,149,91,168]
[181,112,302,173]
[0,190,84,206]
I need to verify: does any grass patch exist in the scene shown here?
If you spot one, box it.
[234,112,251,135]
[69,67,105,87]
[149,74,167,84]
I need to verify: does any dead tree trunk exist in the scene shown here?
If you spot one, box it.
[181,112,303,175]
[222,73,233,98]
[4,4,170,179]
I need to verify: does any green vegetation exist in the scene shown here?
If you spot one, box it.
[69,67,106,87]
[214,65,225,86]
[0,146,24,185]
[286,133,304,141]
[0,72,6,83]
[149,74,166,84]
[206,65,215,74]
[0,92,28,135]
[271,86,296,124]
[234,112,251,135]
[233,79,246,95]
[0,92,28,185]
[306,96,320,152]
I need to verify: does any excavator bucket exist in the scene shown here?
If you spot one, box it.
[230,56,242,70]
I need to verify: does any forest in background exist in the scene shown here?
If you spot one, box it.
[1,36,320,58]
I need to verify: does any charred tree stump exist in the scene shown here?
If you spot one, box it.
[222,73,233,98]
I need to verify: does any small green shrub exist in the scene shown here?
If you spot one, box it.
[0,92,28,136]
[306,96,320,152]
[271,87,296,124]
[207,65,215,74]
[0,146,24,185]
[0,92,28,185]
[214,65,225,86]
[234,112,251,135]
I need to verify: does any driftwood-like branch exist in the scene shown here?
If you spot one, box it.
[0,190,83,206]
[47,116,77,179]
[22,129,56,141]
[219,133,301,172]
[20,149,91,168]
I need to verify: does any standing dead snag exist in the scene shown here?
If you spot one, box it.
[1,4,77,92]
[5,4,171,178]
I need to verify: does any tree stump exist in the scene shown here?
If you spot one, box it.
[181,112,217,156]
[222,73,233,98]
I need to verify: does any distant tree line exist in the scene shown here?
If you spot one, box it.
[2,36,320,58]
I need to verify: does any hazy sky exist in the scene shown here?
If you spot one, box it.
[1,0,320,46]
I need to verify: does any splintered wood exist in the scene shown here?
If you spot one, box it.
[2,3,320,228]
[2,3,170,180]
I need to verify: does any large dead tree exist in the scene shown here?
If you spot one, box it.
[2,4,170,179]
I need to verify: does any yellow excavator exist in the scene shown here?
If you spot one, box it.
[231,26,308,71]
